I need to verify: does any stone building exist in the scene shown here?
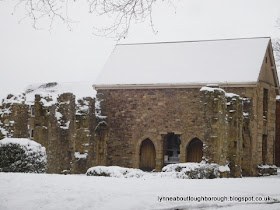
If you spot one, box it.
[93,37,279,177]
[1,37,279,177]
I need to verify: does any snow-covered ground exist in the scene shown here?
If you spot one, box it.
[1,170,280,210]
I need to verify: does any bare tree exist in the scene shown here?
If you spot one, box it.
[12,0,166,39]
[273,19,280,69]
[272,39,280,66]
[89,0,159,39]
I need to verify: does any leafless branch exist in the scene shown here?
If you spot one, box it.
[89,0,158,39]
[12,0,75,31]
[272,39,280,67]
[12,0,160,39]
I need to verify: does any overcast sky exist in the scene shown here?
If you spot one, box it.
[1,0,280,99]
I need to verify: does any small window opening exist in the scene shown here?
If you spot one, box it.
[263,88,268,121]
[265,57,267,63]
[30,106,35,117]
[30,129,34,139]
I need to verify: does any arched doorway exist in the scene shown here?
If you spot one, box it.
[186,138,203,162]
[139,139,156,171]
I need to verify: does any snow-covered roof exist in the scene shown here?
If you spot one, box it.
[94,37,270,88]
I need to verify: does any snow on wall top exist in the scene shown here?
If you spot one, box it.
[24,81,96,105]
[94,37,270,87]
[0,82,95,106]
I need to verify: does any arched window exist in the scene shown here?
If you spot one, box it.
[186,138,203,163]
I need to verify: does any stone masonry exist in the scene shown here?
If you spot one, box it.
[0,81,278,176]
[94,82,277,177]
[0,91,95,174]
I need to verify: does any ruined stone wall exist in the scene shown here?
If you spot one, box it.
[46,93,76,174]
[1,82,276,176]
[276,99,280,167]
[72,97,95,174]
[200,88,244,177]
[0,94,29,139]
[200,88,228,166]
[32,94,95,174]
[226,95,244,177]
[0,92,95,174]
[223,82,277,176]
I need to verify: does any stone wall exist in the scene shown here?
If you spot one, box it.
[96,88,206,171]
[200,88,244,177]
[72,97,95,173]
[223,82,277,176]
[95,83,277,177]
[0,94,29,140]
[276,99,280,167]
[0,81,277,177]
[0,92,95,174]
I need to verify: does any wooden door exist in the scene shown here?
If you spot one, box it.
[140,139,156,171]
[187,138,203,163]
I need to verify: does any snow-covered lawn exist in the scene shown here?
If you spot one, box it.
[1,171,280,210]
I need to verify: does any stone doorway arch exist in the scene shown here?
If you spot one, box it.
[139,138,156,171]
[186,138,203,162]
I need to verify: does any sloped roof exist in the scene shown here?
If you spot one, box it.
[94,37,270,88]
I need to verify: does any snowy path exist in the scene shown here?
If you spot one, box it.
[0,172,280,210]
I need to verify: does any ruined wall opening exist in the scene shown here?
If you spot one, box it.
[163,133,181,165]
[186,138,203,163]
[139,138,156,171]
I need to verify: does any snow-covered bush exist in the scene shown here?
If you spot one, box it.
[0,138,47,173]
[162,163,223,179]
[86,166,145,178]
[257,165,277,176]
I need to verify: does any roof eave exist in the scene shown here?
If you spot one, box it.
[93,82,258,90]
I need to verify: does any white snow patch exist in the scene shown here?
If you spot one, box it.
[200,86,225,93]
[219,165,230,172]
[0,138,46,158]
[258,165,277,169]
[1,170,280,210]
[0,127,8,136]
[55,111,62,121]
[87,163,229,180]
[243,112,249,117]
[74,152,88,159]
[60,121,70,130]
[226,93,240,98]
[24,82,96,105]
[1,94,25,105]
[40,98,55,107]
[95,96,107,120]
[87,166,145,178]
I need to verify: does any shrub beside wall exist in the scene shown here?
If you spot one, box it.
[0,138,47,173]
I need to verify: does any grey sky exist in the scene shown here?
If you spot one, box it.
[1,0,280,99]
